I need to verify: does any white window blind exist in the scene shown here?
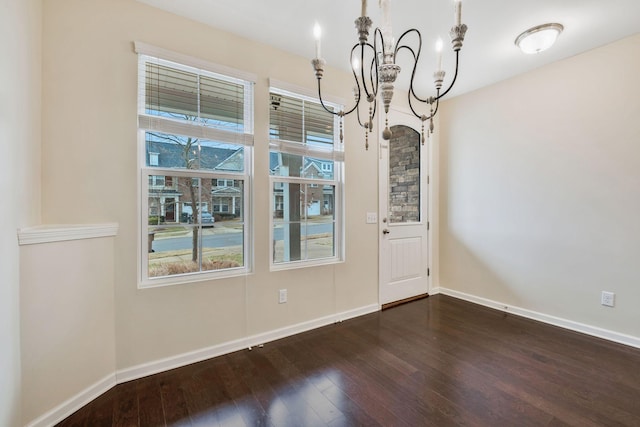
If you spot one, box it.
[137,53,254,147]
[269,87,343,161]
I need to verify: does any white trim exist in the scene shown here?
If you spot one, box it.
[139,115,254,146]
[429,285,442,294]
[269,139,345,161]
[25,303,378,425]
[116,303,379,383]
[17,223,119,245]
[134,41,257,83]
[438,287,640,349]
[25,374,116,427]
[270,257,345,272]
[269,78,345,106]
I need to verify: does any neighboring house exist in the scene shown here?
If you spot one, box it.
[301,159,335,216]
[211,148,244,218]
[270,152,335,218]
[147,140,241,223]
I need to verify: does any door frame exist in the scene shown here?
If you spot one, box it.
[378,105,435,306]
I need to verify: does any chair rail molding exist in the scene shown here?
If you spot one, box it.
[18,223,119,245]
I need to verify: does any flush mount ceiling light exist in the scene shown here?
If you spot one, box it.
[515,23,564,54]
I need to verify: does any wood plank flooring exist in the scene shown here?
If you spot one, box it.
[56,295,640,426]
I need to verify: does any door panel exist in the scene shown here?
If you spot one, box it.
[390,237,422,281]
[379,108,429,305]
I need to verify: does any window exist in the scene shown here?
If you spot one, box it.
[269,85,344,268]
[136,43,254,287]
[149,152,159,166]
[215,179,235,188]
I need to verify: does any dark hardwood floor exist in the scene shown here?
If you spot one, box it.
[56,295,640,426]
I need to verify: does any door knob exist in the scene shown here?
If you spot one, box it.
[382,229,390,235]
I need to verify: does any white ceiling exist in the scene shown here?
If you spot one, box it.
[137,0,640,98]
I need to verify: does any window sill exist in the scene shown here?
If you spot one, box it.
[270,257,344,272]
[139,266,252,289]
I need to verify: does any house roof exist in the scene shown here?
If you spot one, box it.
[147,140,242,171]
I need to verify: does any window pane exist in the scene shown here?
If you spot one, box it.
[269,152,334,180]
[146,132,244,172]
[308,158,334,180]
[272,183,335,263]
[148,225,204,278]
[201,222,244,272]
[304,213,335,260]
[212,180,244,218]
[147,204,245,278]
[389,125,420,223]
[147,175,183,224]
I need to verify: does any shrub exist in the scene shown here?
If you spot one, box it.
[149,258,242,277]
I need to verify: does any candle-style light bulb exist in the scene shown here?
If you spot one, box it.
[313,22,322,59]
[361,0,367,17]
[352,56,360,72]
[435,38,443,71]
[380,0,393,53]
[454,0,462,26]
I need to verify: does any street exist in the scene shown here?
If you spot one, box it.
[152,222,335,252]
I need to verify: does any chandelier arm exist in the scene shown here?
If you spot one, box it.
[394,28,421,60]
[429,96,441,119]
[406,90,423,119]
[406,83,434,119]
[372,27,384,91]
[352,74,370,129]
[406,86,443,122]
[355,43,375,100]
[436,50,460,100]
[316,78,358,117]
[396,29,433,105]
[398,45,431,104]
[368,54,378,98]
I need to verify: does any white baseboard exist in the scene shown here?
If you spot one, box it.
[27,303,379,426]
[25,373,116,427]
[117,303,380,383]
[438,287,640,349]
[429,286,442,295]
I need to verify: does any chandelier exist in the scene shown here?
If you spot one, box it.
[311,0,467,149]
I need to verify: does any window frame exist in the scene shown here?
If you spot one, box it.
[136,43,255,288]
[268,84,345,271]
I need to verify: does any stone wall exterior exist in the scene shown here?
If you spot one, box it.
[389,125,420,223]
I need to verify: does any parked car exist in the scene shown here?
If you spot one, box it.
[185,212,215,227]
[201,212,215,227]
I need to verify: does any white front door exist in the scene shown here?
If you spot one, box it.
[379,107,430,306]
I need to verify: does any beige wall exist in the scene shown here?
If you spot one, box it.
[39,0,377,395]
[20,236,117,424]
[0,0,42,425]
[32,1,640,424]
[439,34,640,337]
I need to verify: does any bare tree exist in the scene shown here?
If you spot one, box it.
[149,128,201,264]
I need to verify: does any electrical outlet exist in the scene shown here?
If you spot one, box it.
[601,291,615,307]
[279,289,287,304]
